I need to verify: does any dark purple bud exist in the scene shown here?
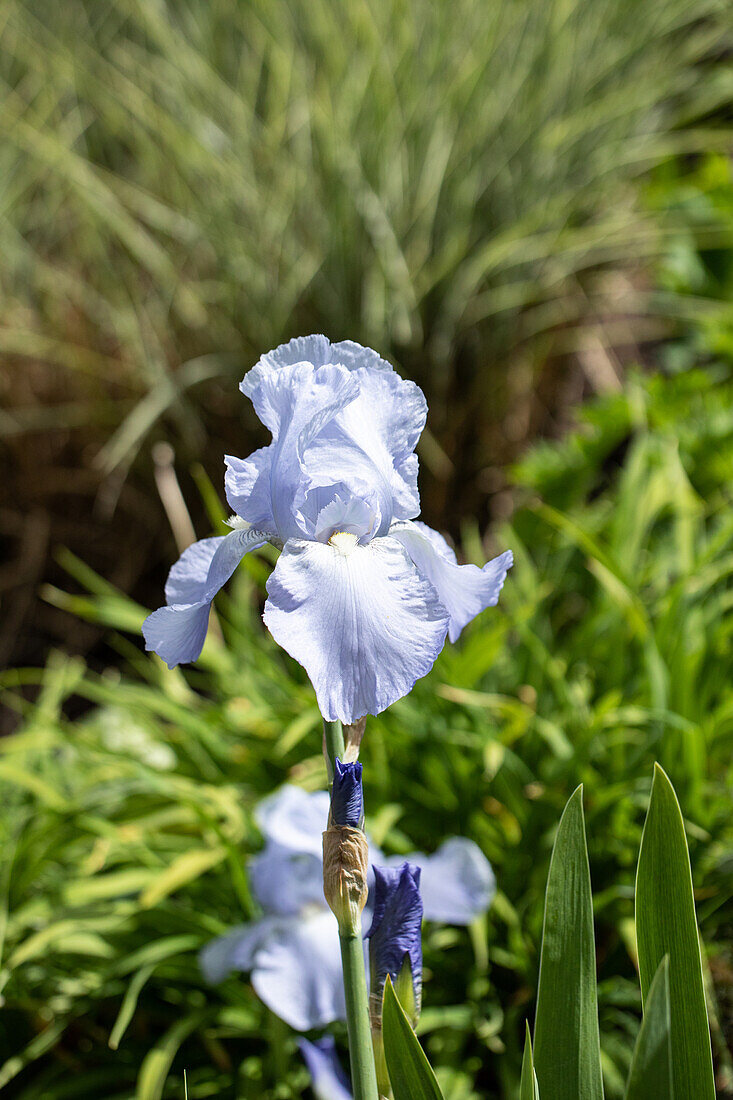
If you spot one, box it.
[331,758,364,828]
[366,861,423,1025]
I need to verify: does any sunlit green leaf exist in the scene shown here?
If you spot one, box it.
[533,786,603,1100]
[635,765,715,1099]
[383,976,445,1100]
[520,1021,540,1100]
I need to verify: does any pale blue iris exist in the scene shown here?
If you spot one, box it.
[299,1037,352,1100]
[142,335,512,724]
[199,784,496,1032]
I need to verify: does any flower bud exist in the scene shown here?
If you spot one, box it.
[322,825,369,936]
[330,758,364,828]
[366,862,423,1031]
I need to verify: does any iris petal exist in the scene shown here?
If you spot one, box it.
[250,842,324,916]
[255,785,330,857]
[199,915,286,984]
[224,449,277,534]
[302,368,427,533]
[240,334,394,399]
[163,536,225,605]
[250,910,346,1030]
[412,837,496,925]
[366,863,423,1011]
[263,536,449,724]
[239,337,424,537]
[299,1038,352,1100]
[390,520,512,643]
[235,361,360,540]
[200,910,345,1030]
[142,528,266,668]
[241,334,335,397]
[141,603,211,670]
[330,339,394,374]
[331,759,364,828]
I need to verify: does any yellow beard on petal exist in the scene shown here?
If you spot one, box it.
[328,530,359,556]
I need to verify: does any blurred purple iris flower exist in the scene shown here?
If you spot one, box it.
[143,335,512,724]
[199,784,495,1031]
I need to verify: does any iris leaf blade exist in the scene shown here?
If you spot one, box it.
[533,785,603,1100]
[624,956,673,1100]
[520,1021,540,1100]
[382,976,445,1100]
[635,764,715,1100]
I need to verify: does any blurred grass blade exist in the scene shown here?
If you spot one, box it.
[635,764,715,1099]
[109,964,155,1051]
[139,847,226,908]
[520,1021,540,1100]
[624,956,673,1100]
[382,976,445,1100]
[533,786,603,1100]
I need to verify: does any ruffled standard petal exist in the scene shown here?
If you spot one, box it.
[240,337,424,534]
[240,361,360,540]
[143,528,267,668]
[299,1038,352,1100]
[241,334,335,397]
[255,785,331,857]
[390,521,512,643]
[330,339,394,375]
[302,369,427,532]
[240,334,394,399]
[413,838,496,925]
[250,910,346,1030]
[263,536,449,724]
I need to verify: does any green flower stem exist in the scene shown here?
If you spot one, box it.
[322,718,379,1100]
[339,924,380,1100]
[323,718,345,783]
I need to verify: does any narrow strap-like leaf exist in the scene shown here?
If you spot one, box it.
[382,976,445,1100]
[625,956,673,1100]
[635,764,715,1100]
[520,1021,540,1100]
[533,785,604,1100]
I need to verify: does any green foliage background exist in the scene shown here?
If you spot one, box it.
[1,1,733,1098]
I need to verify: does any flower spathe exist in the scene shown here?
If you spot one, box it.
[142,334,512,724]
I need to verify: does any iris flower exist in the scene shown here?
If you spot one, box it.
[143,335,512,724]
[200,784,496,1031]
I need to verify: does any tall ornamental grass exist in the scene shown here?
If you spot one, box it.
[0,0,731,487]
